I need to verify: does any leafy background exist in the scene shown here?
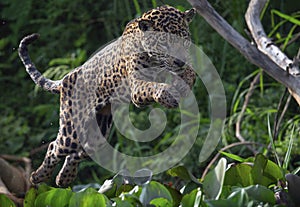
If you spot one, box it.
[1,0,300,206]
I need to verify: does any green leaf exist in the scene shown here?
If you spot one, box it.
[69,188,108,207]
[167,166,190,180]
[139,181,173,206]
[0,194,16,207]
[207,185,276,206]
[36,183,53,195]
[206,188,248,207]
[112,198,135,207]
[220,152,245,162]
[226,189,248,207]
[206,199,238,207]
[24,188,37,207]
[264,159,284,181]
[243,185,276,204]
[182,182,200,195]
[164,185,182,207]
[251,154,283,186]
[251,153,268,185]
[35,188,73,207]
[150,197,172,207]
[180,188,202,207]
[203,158,227,199]
[224,164,253,187]
[272,10,300,26]
[167,165,201,184]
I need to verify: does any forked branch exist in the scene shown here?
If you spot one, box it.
[245,0,300,104]
[187,0,300,105]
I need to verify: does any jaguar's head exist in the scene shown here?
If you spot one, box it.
[123,5,195,74]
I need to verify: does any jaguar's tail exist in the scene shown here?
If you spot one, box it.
[18,34,61,94]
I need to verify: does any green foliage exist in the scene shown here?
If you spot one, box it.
[0,194,16,207]
[203,158,226,199]
[1,0,300,206]
[69,188,108,207]
[12,154,294,206]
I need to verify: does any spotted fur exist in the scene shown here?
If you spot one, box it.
[19,5,196,187]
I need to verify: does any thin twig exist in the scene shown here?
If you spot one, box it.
[235,73,260,145]
[273,90,291,141]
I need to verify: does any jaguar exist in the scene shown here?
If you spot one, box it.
[18,5,196,187]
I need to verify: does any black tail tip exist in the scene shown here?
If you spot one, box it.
[21,33,40,45]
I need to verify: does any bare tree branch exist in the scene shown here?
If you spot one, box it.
[187,0,300,105]
[245,0,300,105]
[245,0,299,75]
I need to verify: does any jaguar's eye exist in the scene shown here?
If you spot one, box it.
[174,58,185,67]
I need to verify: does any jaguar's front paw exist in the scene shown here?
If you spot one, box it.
[30,170,50,185]
[155,84,180,108]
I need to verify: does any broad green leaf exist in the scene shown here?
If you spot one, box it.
[73,183,101,193]
[0,194,16,207]
[117,192,142,206]
[182,182,200,195]
[243,185,276,204]
[251,153,268,186]
[164,185,182,207]
[24,188,37,207]
[203,158,227,199]
[167,166,191,180]
[226,189,248,207]
[208,185,275,206]
[69,188,107,207]
[35,188,72,207]
[36,183,53,195]
[206,188,248,207]
[167,165,201,184]
[150,197,172,207]
[139,181,172,206]
[180,188,202,207]
[112,198,135,207]
[224,164,253,187]
[206,199,236,207]
[264,159,284,181]
[252,154,283,186]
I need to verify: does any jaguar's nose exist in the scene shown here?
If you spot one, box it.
[174,58,185,67]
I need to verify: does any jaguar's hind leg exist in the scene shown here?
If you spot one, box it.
[30,139,62,184]
[55,150,87,187]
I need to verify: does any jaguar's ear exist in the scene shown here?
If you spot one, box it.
[138,19,153,32]
[184,8,196,24]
